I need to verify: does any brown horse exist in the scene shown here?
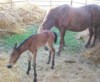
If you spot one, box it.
[7,30,57,82]
[38,4,100,56]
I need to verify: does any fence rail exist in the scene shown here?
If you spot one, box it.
[0,0,99,9]
[30,0,88,9]
[0,0,27,4]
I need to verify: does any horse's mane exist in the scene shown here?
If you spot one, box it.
[16,35,34,50]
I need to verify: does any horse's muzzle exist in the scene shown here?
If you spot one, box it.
[7,64,13,69]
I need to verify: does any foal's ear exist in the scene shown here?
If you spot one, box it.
[14,43,17,49]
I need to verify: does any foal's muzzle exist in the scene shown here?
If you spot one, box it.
[7,64,13,69]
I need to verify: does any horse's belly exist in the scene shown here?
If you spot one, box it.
[68,26,87,32]
[68,19,90,32]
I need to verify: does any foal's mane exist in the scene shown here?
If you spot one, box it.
[15,35,34,50]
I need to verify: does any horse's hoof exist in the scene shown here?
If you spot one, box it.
[85,44,90,48]
[57,52,60,57]
[34,79,37,82]
[26,71,29,75]
[90,44,94,48]
[46,62,50,64]
[51,66,54,69]
[44,46,48,51]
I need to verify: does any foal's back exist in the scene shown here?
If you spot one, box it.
[30,31,55,50]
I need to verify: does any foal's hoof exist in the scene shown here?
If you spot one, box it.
[46,62,50,64]
[26,71,29,75]
[44,46,48,51]
[51,66,54,69]
[34,79,37,82]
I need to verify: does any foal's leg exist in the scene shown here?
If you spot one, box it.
[85,28,94,48]
[48,42,55,69]
[47,51,51,64]
[26,53,32,75]
[32,51,37,82]
[57,29,66,56]
[51,48,55,69]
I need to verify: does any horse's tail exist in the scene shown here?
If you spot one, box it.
[44,32,57,51]
[53,32,57,43]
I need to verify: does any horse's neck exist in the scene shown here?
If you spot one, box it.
[41,11,55,30]
[16,43,28,54]
[42,19,55,30]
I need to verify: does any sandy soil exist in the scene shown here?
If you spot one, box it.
[0,48,100,82]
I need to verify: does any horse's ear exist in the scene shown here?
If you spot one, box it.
[14,43,17,49]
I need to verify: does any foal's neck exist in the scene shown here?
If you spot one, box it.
[16,35,33,55]
[16,43,28,55]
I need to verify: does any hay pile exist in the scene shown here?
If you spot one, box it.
[0,5,5,11]
[84,43,100,64]
[0,54,32,82]
[14,3,46,25]
[0,2,46,35]
[0,11,25,34]
[0,55,20,82]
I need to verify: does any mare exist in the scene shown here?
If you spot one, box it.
[38,4,100,56]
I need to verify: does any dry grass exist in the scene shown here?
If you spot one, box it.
[0,53,32,82]
[14,3,46,25]
[0,11,25,34]
[0,55,20,82]
[0,49,100,82]
[0,2,46,35]
[84,43,100,64]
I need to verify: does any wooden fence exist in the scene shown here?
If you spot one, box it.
[0,0,99,9]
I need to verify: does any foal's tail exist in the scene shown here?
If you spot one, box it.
[53,32,57,43]
[44,32,57,51]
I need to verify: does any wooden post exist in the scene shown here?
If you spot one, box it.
[11,0,13,8]
[85,0,88,5]
[50,0,52,7]
[71,0,73,5]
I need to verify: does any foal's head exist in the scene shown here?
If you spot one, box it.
[7,43,20,68]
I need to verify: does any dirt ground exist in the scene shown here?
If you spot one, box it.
[0,47,100,82]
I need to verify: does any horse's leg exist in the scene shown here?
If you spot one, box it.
[97,27,100,42]
[47,42,55,69]
[32,51,37,82]
[85,28,94,48]
[57,29,66,56]
[60,29,66,47]
[47,51,51,64]
[51,48,55,69]
[26,53,32,75]
[91,28,98,47]
[50,47,55,69]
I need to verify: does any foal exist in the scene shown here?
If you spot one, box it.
[7,30,57,82]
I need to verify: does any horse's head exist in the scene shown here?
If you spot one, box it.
[7,43,20,69]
